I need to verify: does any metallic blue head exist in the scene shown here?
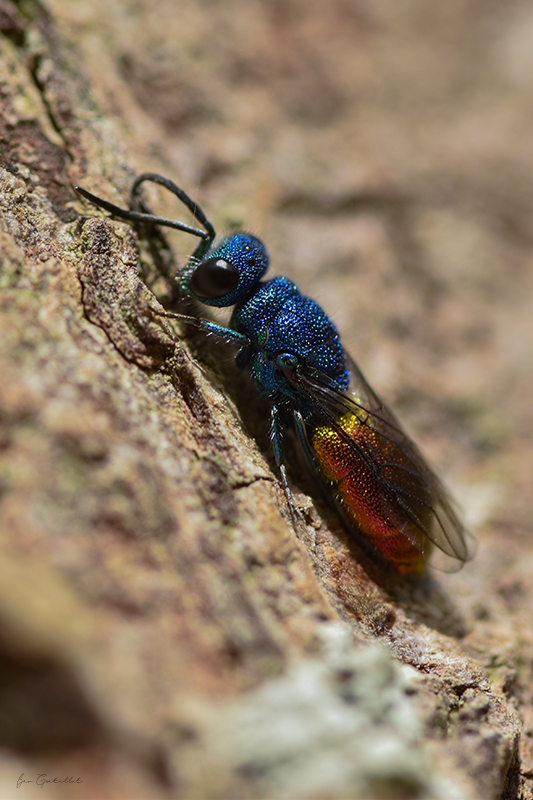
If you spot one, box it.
[181,233,269,307]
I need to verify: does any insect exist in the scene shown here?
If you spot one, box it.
[76,173,470,574]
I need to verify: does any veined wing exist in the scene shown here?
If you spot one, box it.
[290,352,471,571]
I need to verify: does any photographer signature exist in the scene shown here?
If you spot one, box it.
[17,774,83,789]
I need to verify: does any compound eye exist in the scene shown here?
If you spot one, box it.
[189,257,240,299]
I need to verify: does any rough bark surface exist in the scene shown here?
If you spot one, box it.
[1,1,532,799]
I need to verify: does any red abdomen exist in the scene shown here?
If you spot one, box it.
[311,414,431,574]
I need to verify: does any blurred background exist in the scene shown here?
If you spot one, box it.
[21,0,533,787]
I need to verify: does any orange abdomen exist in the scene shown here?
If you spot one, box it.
[311,415,430,573]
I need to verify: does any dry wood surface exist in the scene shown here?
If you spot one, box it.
[1,1,533,798]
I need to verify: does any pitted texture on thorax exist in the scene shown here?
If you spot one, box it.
[232,277,348,402]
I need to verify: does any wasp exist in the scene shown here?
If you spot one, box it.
[76,173,471,574]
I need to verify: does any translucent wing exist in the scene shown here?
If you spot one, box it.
[290,352,471,573]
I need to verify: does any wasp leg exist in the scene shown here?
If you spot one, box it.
[148,305,251,347]
[270,406,301,523]
[292,409,321,474]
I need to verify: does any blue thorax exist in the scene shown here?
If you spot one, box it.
[181,232,349,408]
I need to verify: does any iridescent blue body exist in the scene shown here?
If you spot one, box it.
[234,277,349,404]
[76,173,471,574]
[183,233,348,405]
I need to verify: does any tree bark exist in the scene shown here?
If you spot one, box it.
[0,1,526,798]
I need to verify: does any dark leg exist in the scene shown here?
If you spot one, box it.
[293,409,320,473]
[149,305,250,347]
[270,406,299,520]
